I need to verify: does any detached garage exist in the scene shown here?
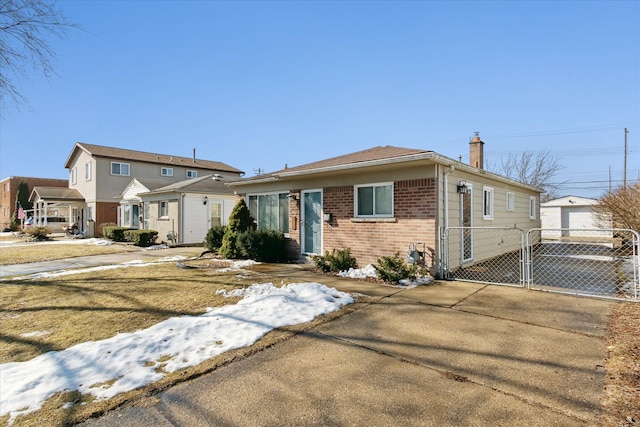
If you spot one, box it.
[540,196,611,239]
[138,175,237,245]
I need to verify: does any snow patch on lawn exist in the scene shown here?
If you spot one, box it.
[0,282,353,424]
[19,330,52,338]
[6,256,187,281]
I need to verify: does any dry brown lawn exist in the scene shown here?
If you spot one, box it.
[0,243,638,426]
[0,255,368,426]
[0,239,137,265]
[601,301,640,426]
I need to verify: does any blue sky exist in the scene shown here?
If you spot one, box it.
[1,0,638,198]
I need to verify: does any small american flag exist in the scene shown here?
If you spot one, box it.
[17,204,25,220]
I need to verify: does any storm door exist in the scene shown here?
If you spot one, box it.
[302,190,322,255]
[460,185,473,262]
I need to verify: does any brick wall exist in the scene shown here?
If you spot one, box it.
[323,178,437,266]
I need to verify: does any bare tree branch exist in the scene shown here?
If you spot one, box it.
[0,0,79,108]
[491,150,565,201]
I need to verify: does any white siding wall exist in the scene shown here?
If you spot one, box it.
[182,195,209,244]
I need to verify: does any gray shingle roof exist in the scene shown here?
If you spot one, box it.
[30,187,84,202]
[64,142,243,174]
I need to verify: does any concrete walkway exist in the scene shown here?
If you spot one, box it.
[0,245,202,278]
[66,256,616,426]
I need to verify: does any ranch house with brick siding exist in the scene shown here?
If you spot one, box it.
[230,137,542,277]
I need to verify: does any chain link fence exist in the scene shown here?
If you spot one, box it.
[441,227,640,302]
[441,227,525,286]
[526,228,639,301]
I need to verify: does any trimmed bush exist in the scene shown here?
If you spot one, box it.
[374,252,418,283]
[220,199,256,259]
[236,229,288,262]
[204,225,227,251]
[123,229,158,247]
[103,226,130,242]
[313,248,357,273]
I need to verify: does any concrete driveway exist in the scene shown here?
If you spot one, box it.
[82,262,615,427]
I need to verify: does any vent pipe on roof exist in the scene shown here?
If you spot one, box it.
[193,148,196,163]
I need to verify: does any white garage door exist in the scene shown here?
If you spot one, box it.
[183,196,209,244]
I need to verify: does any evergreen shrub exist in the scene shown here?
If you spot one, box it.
[313,248,357,273]
[103,226,130,242]
[123,229,158,247]
[204,225,227,251]
[374,252,418,283]
[220,199,256,259]
[236,229,288,262]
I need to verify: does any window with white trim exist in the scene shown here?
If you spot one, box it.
[70,167,77,185]
[161,167,173,177]
[210,203,222,227]
[529,196,537,219]
[85,162,92,181]
[248,193,289,233]
[186,170,197,178]
[482,186,494,219]
[111,162,130,176]
[159,201,169,218]
[355,182,393,217]
[506,192,514,211]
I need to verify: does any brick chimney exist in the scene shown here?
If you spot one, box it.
[469,132,484,169]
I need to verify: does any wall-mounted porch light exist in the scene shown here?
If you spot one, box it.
[457,180,471,194]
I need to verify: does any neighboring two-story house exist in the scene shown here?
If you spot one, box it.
[29,143,243,237]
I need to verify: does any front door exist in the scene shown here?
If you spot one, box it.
[302,190,322,255]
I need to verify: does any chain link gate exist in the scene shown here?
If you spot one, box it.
[441,227,526,287]
[525,228,640,301]
[441,227,640,302]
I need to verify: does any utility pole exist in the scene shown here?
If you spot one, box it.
[624,128,628,187]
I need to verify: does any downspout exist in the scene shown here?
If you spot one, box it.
[439,164,455,278]
[180,194,185,245]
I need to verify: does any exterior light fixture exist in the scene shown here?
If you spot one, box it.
[457,181,470,194]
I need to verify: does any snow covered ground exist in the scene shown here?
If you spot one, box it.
[338,264,433,287]
[0,233,114,248]
[0,280,353,424]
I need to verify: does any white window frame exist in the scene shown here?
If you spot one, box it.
[70,167,77,185]
[111,162,130,176]
[354,182,394,218]
[186,170,197,178]
[482,186,494,220]
[529,196,537,219]
[161,167,173,177]
[159,201,169,218]
[85,162,92,181]
[506,192,514,211]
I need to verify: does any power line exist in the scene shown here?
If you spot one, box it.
[483,121,639,139]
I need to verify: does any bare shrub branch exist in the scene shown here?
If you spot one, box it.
[594,183,640,232]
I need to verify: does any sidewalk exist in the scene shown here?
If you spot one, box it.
[77,261,615,426]
[0,246,202,278]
